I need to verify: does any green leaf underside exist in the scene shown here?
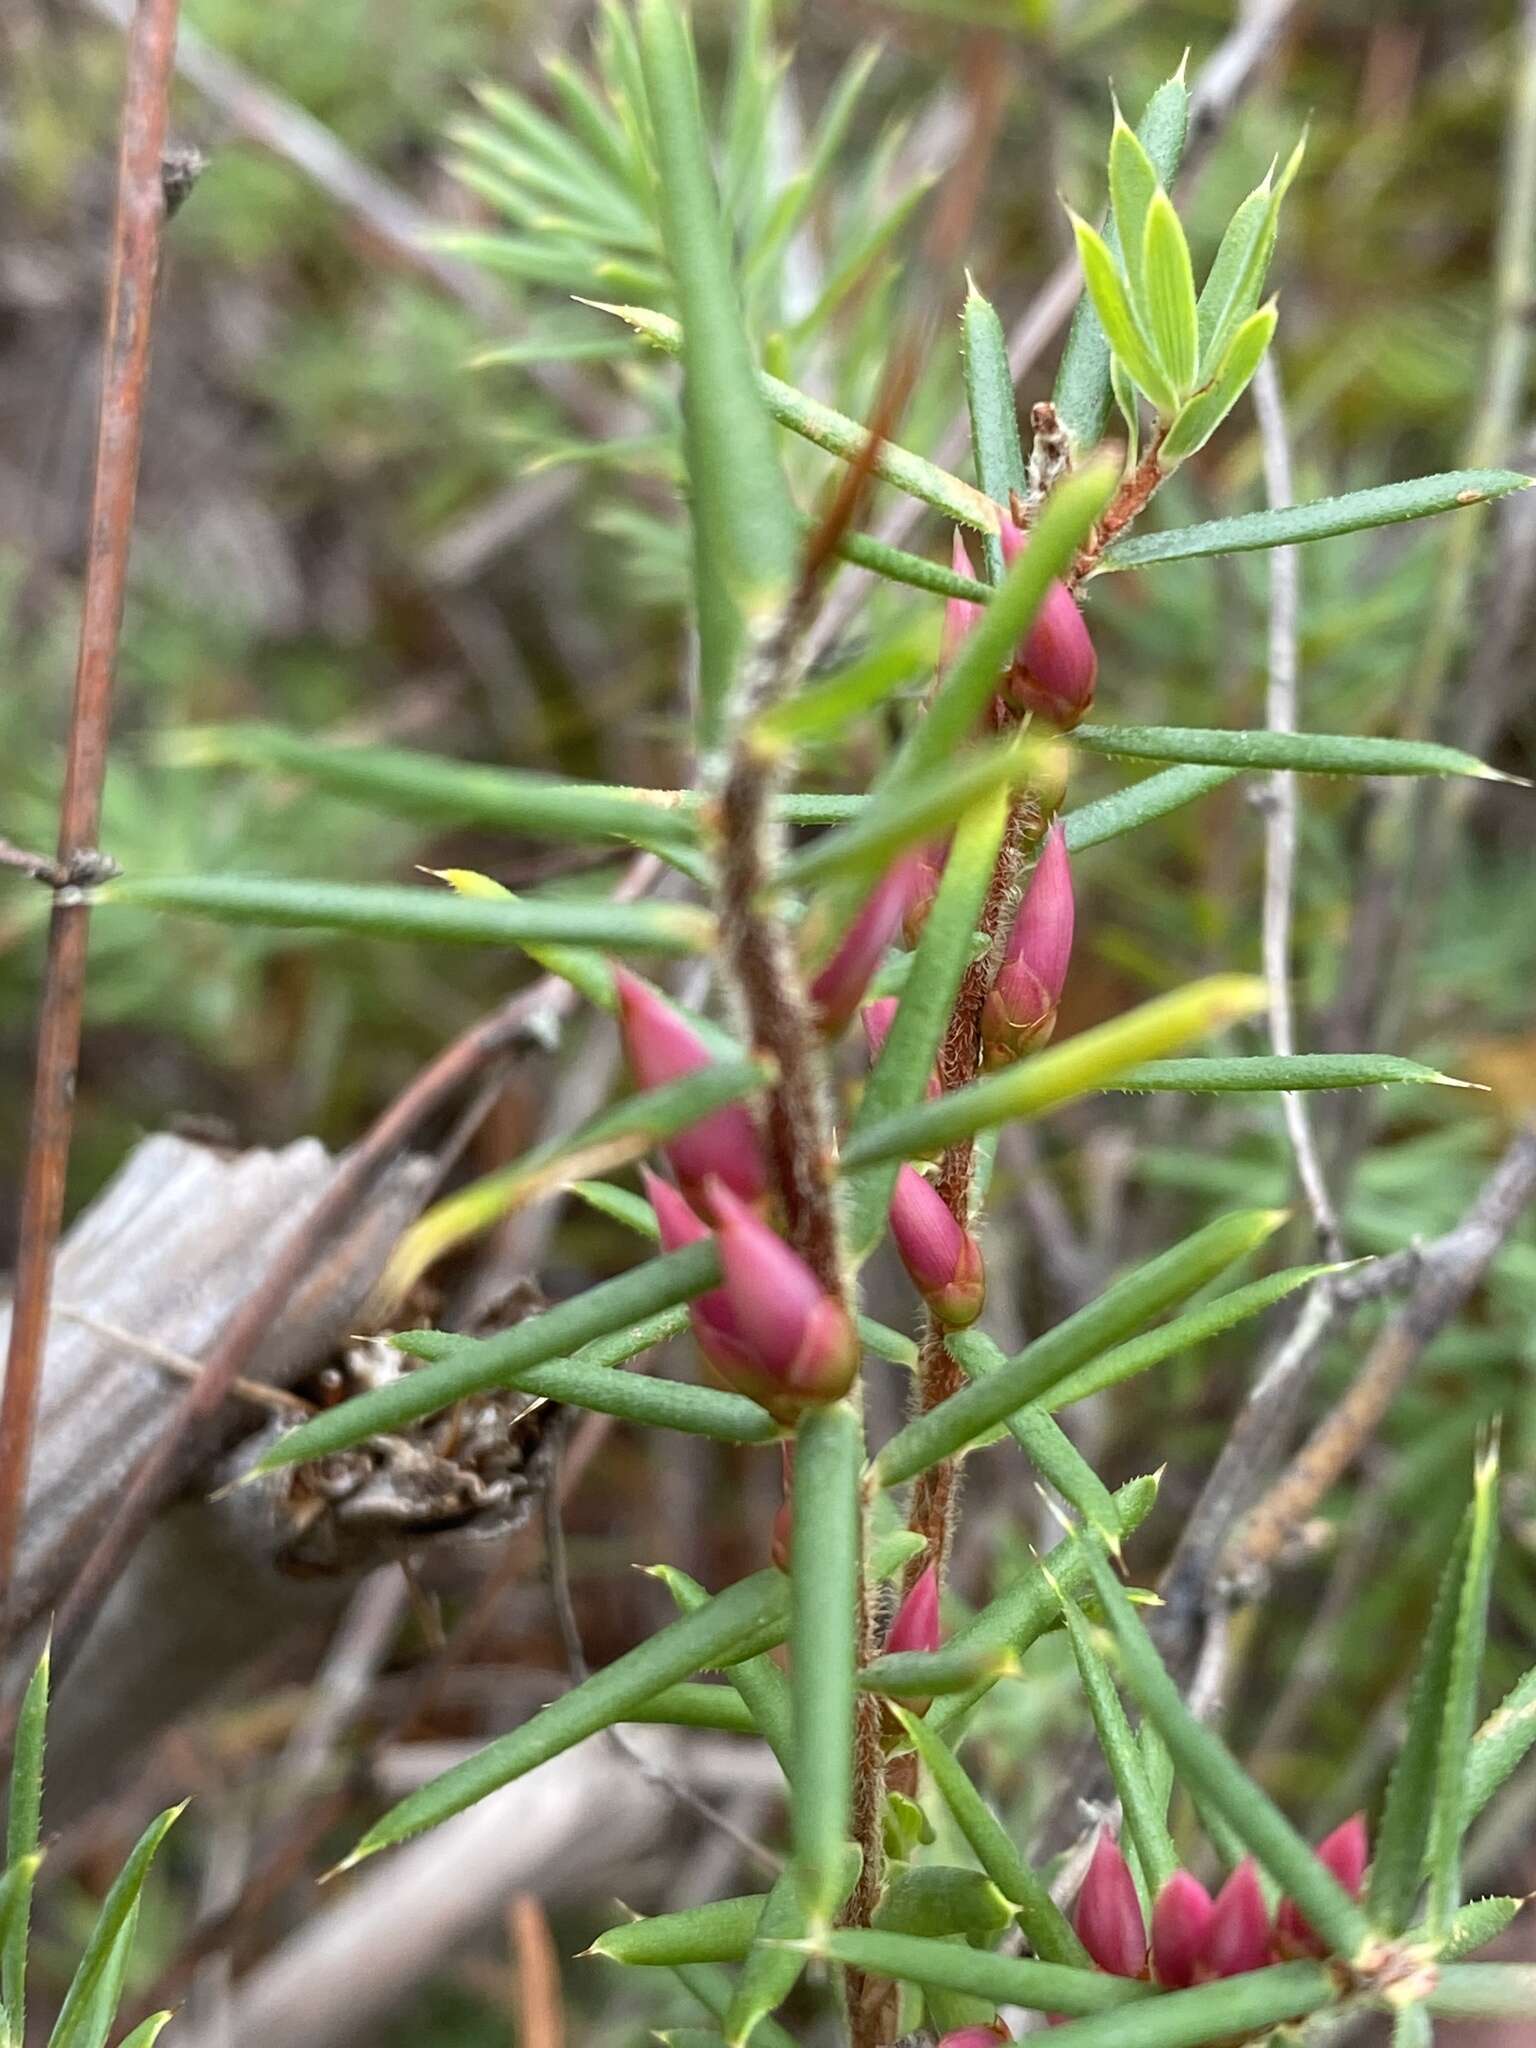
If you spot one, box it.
[1095,470,1530,572]
[1072,726,1504,780]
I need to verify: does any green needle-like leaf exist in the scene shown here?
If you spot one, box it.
[112,2017,175,2048]
[1071,724,1511,781]
[621,1684,759,1735]
[962,281,1027,580]
[1079,1542,1372,1962]
[873,1866,1013,1939]
[46,1805,184,2048]
[725,1853,855,2048]
[342,1570,790,1868]
[637,0,796,747]
[786,1926,1149,2013]
[1427,1965,1536,2018]
[842,976,1266,1176]
[101,876,714,955]
[1139,190,1199,396]
[1436,1895,1524,1962]
[1106,1055,1468,1094]
[890,1705,1087,1965]
[4,1646,47,2036]
[844,790,1011,1254]
[590,1894,768,1967]
[1054,1587,1179,1897]
[789,1402,862,1923]
[253,1244,723,1471]
[875,1208,1285,1487]
[656,1565,792,1771]
[951,1332,1125,1542]
[1463,1661,1536,1830]
[1094,470,1531,573]
[1371,1506,1476,1931]
[1425,1443,1501,1939]
[1064,765,1238,850]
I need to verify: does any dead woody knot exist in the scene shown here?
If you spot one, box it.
[0,840,121,890]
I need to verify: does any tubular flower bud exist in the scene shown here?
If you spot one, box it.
[810,851,928,1037]
[1201,1860,1272,1980]
[1074,1831,1147,1980]
[1274,1816,1369,1959]
[941,530,985,671]
[980,822,1075,1068]
[890,1165,986,1326]
[885,1563,941,1657]
[861,999,940,1099]
[703,1179,859,1421]
[998,518,1097,729]
[643,1168,752,1397]
[616,970,767,1205]
[1151,1871,1215,1990]
[900,840,947,948]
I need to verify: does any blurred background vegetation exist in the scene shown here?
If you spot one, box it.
[2,1,1534,2041]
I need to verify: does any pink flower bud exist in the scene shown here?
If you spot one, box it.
[1151,1871,1215,1990]
[900,840,947,948]
[980,823,1074,1068]
[1200,1859,1272,1980]
[616,971,767,1205]
[890,1165,986,1326]
[643,1167,751,1394]
[941,531,984,672]
[998,518,1096,729]
[936,2029,1009,2047]
[1074,1830,1147,1979]
[885,1563,941,1657]
[810,851,927,1037]
[703,1179,859,1421]
[1274,1815,1368,1960]
[863,998,942,1097]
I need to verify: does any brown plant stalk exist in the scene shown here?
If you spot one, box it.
[0,0,184,1619]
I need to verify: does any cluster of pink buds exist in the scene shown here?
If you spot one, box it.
[1069,1818,1369,1995]
[980,821,1075,1068]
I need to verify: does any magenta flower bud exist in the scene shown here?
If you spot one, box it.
[862,1000,940,1098]
[890,1165,986,1326]
[942,530,985,672]
[885,1563,941,1657]
[616,971,767,1205]
[643,1168,751,1394]
[1201,1859,1272,1981]
[1151,1871,1215,1990]
[935,2029,1009,2047]
[1274,1815,1368,1959]
[1074,1830,1147,1979]
[704,1179,859,1421]
[998,518,1096,729]
[980,823,1074,1068]
[810,851,927,1037]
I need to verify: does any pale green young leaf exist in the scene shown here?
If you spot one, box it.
[841,976,1265,1178]
[874,1208,1285,1488]
[1200,135,1305,375]
[341,1571,790,1869]
[1161,303,1277,465]
[1139,190,1199,396]
[1108,109,1160,310]
[636,0,796,747]
[1425,1444,1501,1939]
[890,1704,1087,1964]
[1095,468,1532,574]
[1079,1543,1372,1962]
[1110,352,1141,468]
[1194,173,1273,366]
[1067,214,1179,416]
[789,1402,862,1924]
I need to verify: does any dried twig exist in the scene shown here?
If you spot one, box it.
[508,1893,566,2048]
[1222,1126,1536,1592]
[0,0,183,1613]
[40,856,659,1689]
[1251,354,1341,1258]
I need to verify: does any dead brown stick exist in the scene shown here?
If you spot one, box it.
[1221,1125,1536,1594]
[508,1894,566,2048]
[0,0,183,1612]
[39,856,659,1693]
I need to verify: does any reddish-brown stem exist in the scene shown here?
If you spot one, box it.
[0,0,183,1617]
